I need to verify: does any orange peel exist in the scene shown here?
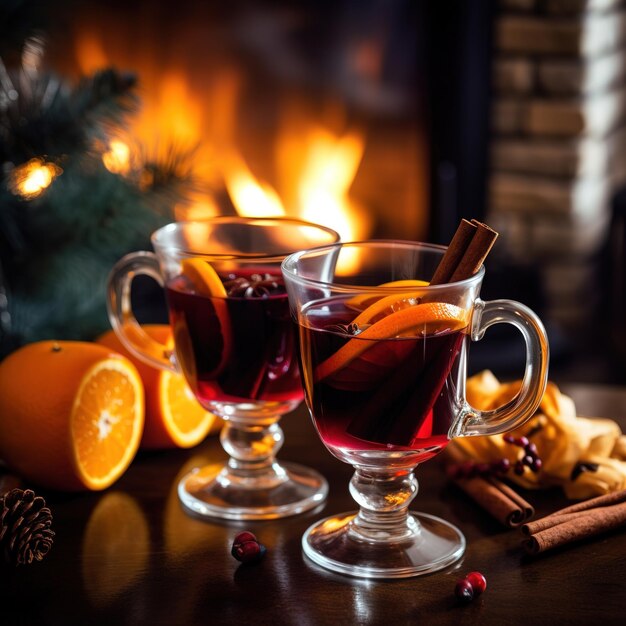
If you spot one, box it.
[345,279,430,312]
[178,258,232,380]
[180,258,227,297]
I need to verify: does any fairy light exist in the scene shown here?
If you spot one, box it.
[102,139,131,175]
[9,159,62,199]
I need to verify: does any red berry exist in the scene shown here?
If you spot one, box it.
[516,436,529,448]
[455,578,474,603]
[233,531,257,546]
[503,434,516,444]
[525,442,538,456]
[466,571,487,595]
[494,458,510,473]
[233,540,262,563]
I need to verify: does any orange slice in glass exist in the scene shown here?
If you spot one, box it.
[345,279,430,312]
[180,258,227,297]
[315,302,468,383]
[179,258,232,379]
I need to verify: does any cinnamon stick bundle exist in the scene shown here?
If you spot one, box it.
[521,489,626,555]
[445,444,534,528]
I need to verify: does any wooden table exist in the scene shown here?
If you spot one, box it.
[2,384,626,625]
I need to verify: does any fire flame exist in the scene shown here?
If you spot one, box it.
[295,128,367,243]
[223,151,285,218]
[71,28,370,245]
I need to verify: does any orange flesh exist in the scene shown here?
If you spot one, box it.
[72,364,142,487]
[161,372,216,446]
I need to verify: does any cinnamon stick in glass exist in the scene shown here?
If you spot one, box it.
[345,218,499,446]
[430,219,498,285]
[430,219,477,285]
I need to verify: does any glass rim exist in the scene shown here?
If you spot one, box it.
[281,239,486,291]
[151,216,340,260]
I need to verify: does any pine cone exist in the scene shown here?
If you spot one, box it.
[0,488,54,566]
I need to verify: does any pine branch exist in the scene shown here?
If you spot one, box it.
[138,142,199,213]
[0,66,138,164]
[72,69,138,134]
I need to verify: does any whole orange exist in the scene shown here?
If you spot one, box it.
[97,326,221,449]
[0,340,144,491]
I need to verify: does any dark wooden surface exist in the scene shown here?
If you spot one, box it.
[2,383,626,625]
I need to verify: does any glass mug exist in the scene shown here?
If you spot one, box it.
[282,240,549,578]
[107,217,339,520]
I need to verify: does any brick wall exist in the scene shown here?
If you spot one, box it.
[487,0,626,330]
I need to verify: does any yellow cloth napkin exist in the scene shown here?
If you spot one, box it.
[451,371,626,499]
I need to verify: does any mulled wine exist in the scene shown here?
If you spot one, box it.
[166,268,301,407]
[297,297,467,463]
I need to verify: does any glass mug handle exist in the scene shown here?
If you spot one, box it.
[106,251,178,373]
[452,298,549,438]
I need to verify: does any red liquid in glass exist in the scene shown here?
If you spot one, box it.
[297,298,467,461]
[166,268,302,407]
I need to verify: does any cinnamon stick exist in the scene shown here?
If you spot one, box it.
[430,219,498,285]
[430,219,477,285]
[523,501,626,555]
[445,445,534,528]
[449,220,499,282]
[521,489,626,536]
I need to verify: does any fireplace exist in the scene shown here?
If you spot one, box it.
[44,0,435,245]
[8,0,625,381]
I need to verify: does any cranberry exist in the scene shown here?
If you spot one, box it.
[516,436,529,448]
[233,541,263,563]
[466,571,487,595]
[525,442,538,456]
[455,578,474,603]
[503,434,516,444]
[492,458,510,473]
[233,531,257,545]
[231,531,267,564]
[531,458,543,473]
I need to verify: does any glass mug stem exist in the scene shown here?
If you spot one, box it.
[221,418,285,479]
[349,467,418,540]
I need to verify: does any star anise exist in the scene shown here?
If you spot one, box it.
[223,273,283,298]
[325,322,362,336]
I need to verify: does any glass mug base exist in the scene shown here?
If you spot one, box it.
[178,461,329,521]
[302,511,466,579]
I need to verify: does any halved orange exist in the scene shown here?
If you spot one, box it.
[97,326,222,449]
[0,341,144,491]
[315,302,468,383]
[345,279,430,312]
